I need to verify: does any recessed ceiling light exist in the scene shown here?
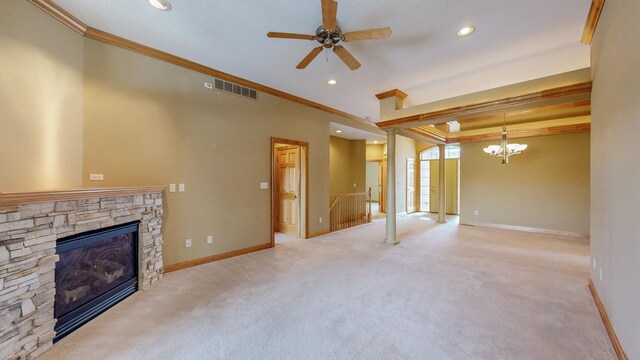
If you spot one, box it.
[374,141,378,144]
[336,130,342,133]
[457,26,475,37]
[327,79,337,85]
[149,0,171,11]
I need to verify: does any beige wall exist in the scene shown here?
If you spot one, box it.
[0,1,84,190]
[460,132,590,235]
[365,162,380,201]
[366,144,386,161]
[329,136,365,194]
[591,0,640,357]
[81,38,346,265]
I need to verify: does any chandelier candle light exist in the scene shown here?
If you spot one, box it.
[483,121,528,164]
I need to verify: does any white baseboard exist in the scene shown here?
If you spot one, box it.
[460,221,589,239]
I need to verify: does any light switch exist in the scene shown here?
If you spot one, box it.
[169,184,176,193]
[260,182,269,189]
[179,184,185,192]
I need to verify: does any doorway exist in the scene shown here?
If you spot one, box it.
[271,138,308,245]
[419,146,460,215]
[366,161,382,215]
[407,158,416,213]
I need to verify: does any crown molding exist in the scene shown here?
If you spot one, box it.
[27,0,86,35]
[375,89,408,100]
[27,1,376,129]
[581,0,606,45]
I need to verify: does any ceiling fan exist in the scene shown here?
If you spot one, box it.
[267,0,392,71]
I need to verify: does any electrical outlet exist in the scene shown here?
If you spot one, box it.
[260,182,269,189]
[599,268,603,281]
[353,183,357,188]
[319,217,323,223]
[474,210,479,216]
[169,184,176,193]
[89,173,104,181]
[207,235,213,244]
[185,239,192,248]
[179,183,185,192]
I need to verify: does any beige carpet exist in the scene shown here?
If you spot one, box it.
[42,215,616,360]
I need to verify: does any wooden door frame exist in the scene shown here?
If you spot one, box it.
[271,137,309,247]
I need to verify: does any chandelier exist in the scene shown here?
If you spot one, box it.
[483,121,527,164]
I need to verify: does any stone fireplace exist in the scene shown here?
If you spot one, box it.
[0,187,164,359]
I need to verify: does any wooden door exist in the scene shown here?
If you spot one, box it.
[276,146,300,236]
[407,158,416,213]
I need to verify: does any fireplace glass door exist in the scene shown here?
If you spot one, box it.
[54,222,139,341]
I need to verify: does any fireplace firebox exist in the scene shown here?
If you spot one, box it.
[54,222,139,341]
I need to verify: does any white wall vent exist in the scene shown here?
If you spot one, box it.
[213,78,258,100]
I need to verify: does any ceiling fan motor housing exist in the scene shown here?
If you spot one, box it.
[316,26,343,48]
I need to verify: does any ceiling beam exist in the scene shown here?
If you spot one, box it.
[401,128,446,145]
[376,82,592,130]
[450,123,591,143]
[455,100,591,126]
[447,118,591,143]
[582,0,606,45]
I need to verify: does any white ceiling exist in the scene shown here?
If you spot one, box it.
[54,0,591,121]
[330,122,386,143]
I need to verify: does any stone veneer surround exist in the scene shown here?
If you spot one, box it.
[0,188,164,359]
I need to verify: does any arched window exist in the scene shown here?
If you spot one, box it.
[420,145,460,160]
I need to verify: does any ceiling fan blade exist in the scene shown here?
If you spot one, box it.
[267,32,316,40]
[297,46,324,69]
[343,27,392,42]
[322,0,338,31]
[333,45,361,70]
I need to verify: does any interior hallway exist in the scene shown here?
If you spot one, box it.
[43,217,615,360]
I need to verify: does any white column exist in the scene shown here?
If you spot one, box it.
[384,128,398,244]
[437,144,447,224]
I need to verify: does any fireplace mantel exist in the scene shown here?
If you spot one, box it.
[0,186,165,359]
[0,186,166,206]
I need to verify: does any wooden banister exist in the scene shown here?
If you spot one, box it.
[329,190,372,232]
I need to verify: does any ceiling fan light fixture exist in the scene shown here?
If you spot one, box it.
[327,79,337,85]
[149,0,171,11]
[266,0,391,70]
[457,26,475,37]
